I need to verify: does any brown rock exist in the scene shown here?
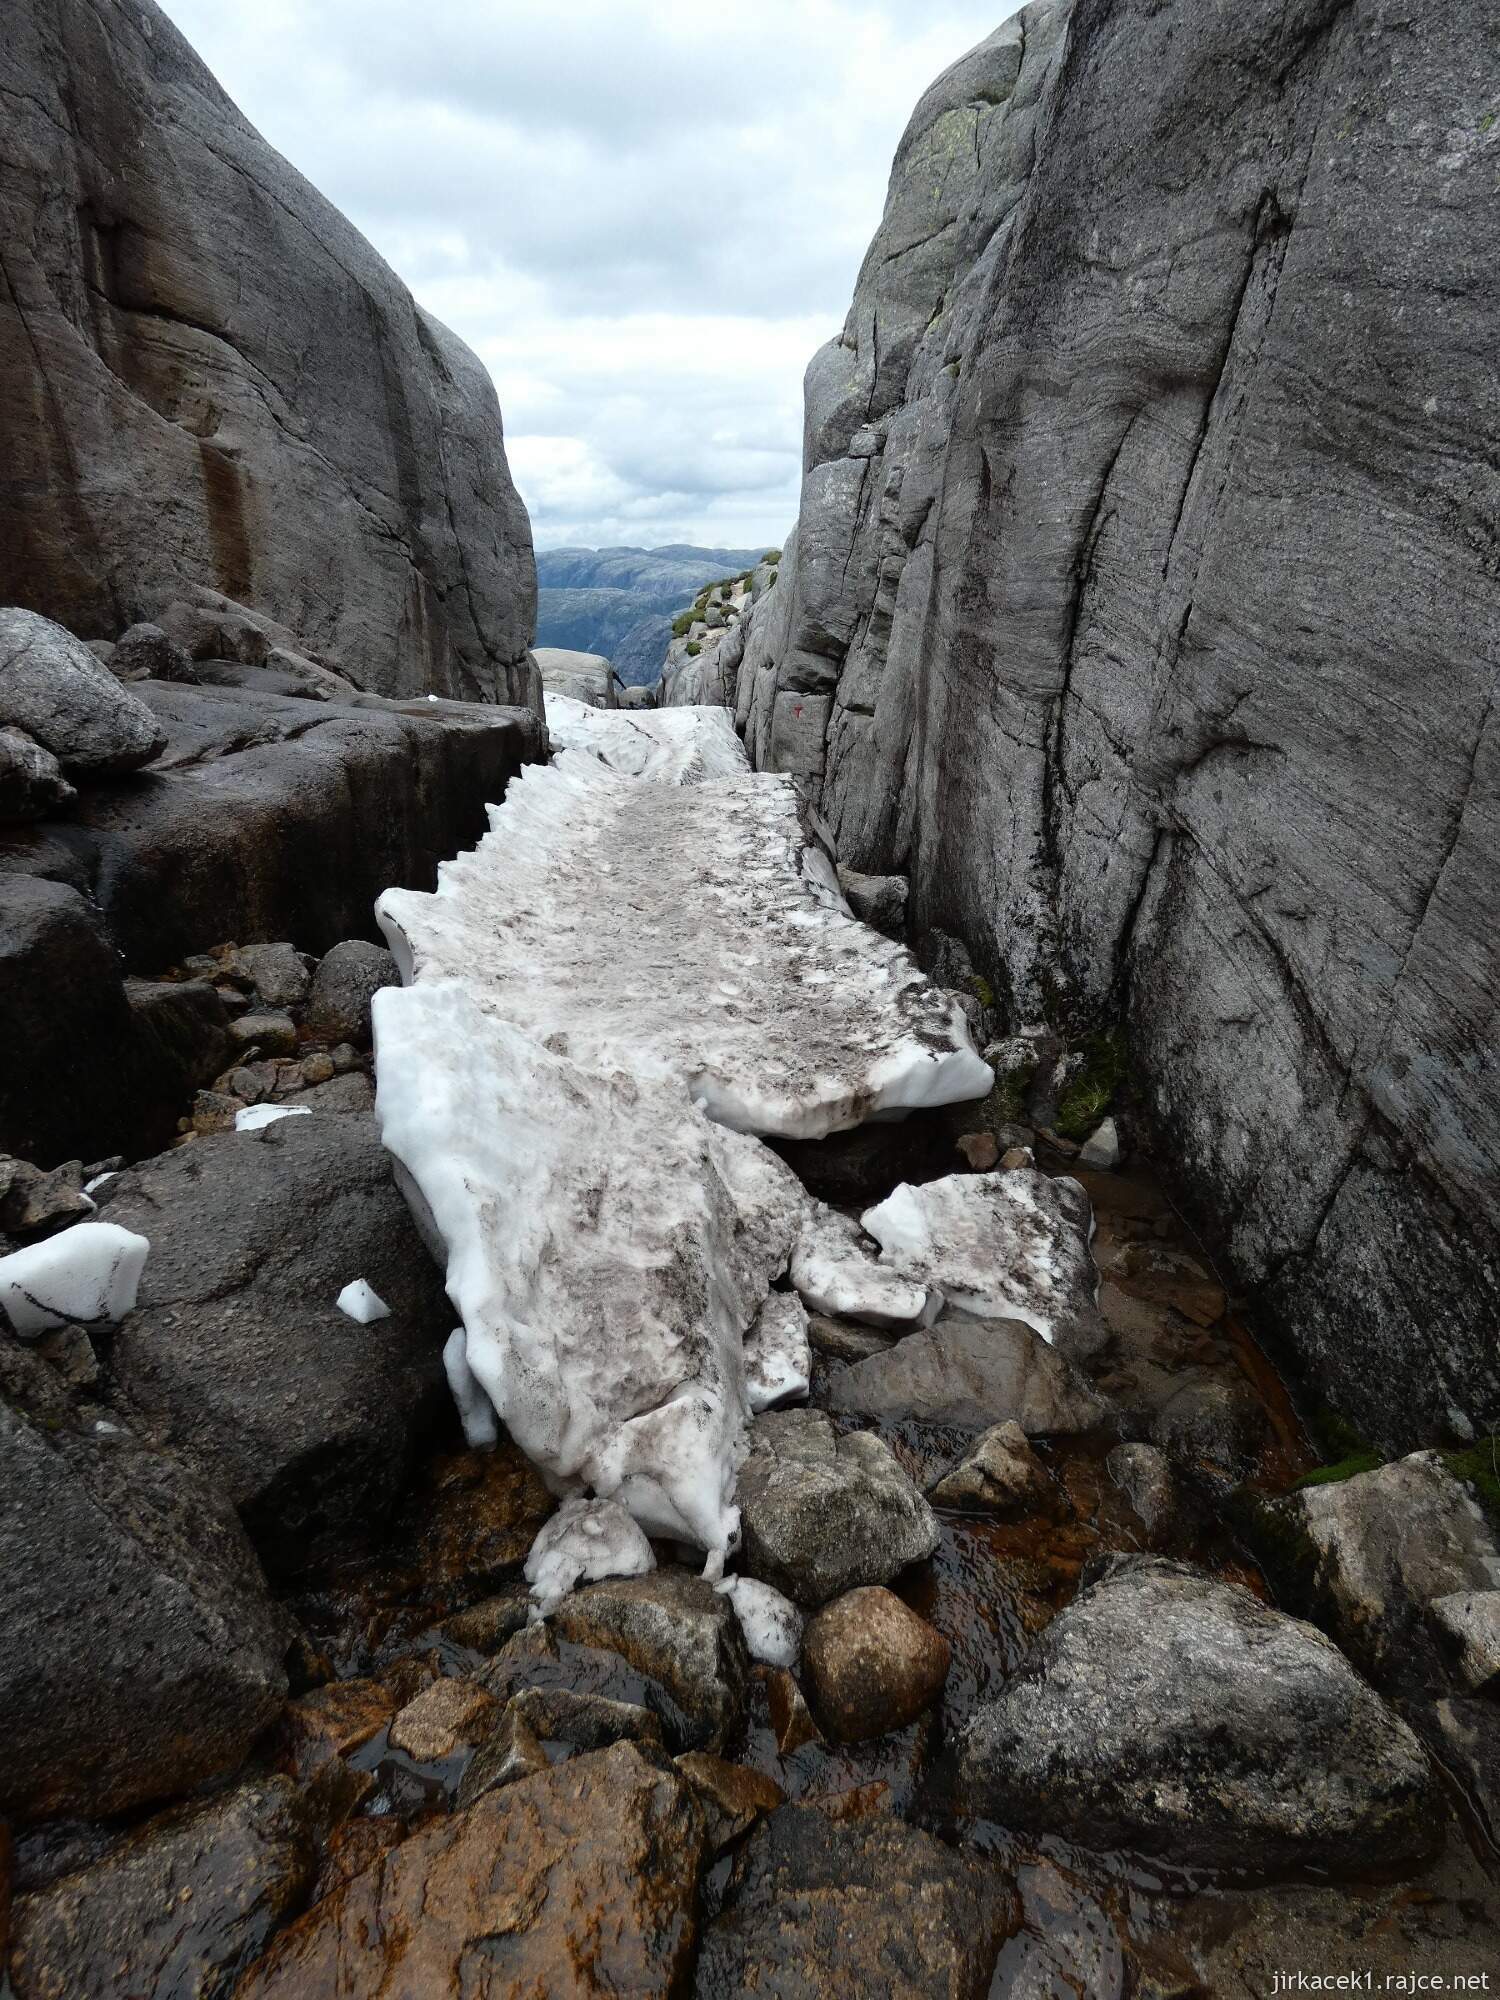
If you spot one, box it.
[387,1677,499,1762]
[400,1445,555,1599]
[274,1680,395,1780]
[33,1325,98,1390]
[454,1707,552,1809]
[430,1586,532,1656]
[0,1157,92,1235]
[675,1753,785,1851]
[298,1052,335,1087]
[999,1145,1035,1171]
[805,1313,896,1364]
[803,1587,950,1744]
[957,1132,1000,1171]
[508,1685,664,1756]
[311,1816,408,1902]
[236,1744,706,1998]
[928,1420,1064,1517]
[765,1666,823,1754]
[1118,1244,1227,1327]
[9,1778,314,2000]
[227,1010,299,1057]
[191,1088,244,1134]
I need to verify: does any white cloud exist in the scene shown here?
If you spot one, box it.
[156,0,1013,547]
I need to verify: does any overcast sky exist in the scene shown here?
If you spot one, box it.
[156,1,1010,551]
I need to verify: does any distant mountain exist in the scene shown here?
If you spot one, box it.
[535,544,776,686]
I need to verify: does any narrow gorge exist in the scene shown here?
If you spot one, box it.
[1,1,1497,1996]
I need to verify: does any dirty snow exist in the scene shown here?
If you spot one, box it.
[0,1222,149,1336]
[235,1103,311,1132]
[743,1292,813,1412]
[526,1496,657,1614]
[372,703,990,1566]
[717,1573,804,1668]
[862,1170,1099,1350]
[789,1203,933,1328]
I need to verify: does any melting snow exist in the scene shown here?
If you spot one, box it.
[235,1104,311,1132]
[525,1496,657,1614]
[861,1170,1099,1349]
[336,1279,390,1324]
[743,1292,813,1411]
[372,702,991,1568]
[717,1574,804,1668]
[0,1222,149,1336]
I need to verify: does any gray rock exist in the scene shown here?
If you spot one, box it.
[282,1070,375,1117]
[734,0,1500,1452]
[534,647,617,709]
[836,864,908,935]
[0,609,165,774]
[696,1805,1016,1999]
[9,1777,314,2000]
[0,724,74,820]
[0,8,536,707]
[1105,1441,1181,1545]
[235,942,311,1011]
[1428,1592,1500,1694]
[548,1568,749,1753]
[227,1009,298,1056]
[108,622,196,685]
[0,1156,92,1236]
[452,1707,550,1808]
[1425,1697,1500,1852]
[929,1419,1061,1516]
[805,1312,896,1364]
[736,1408,939,1609]
[1269,1452,1500,1697]
[1150,1378,1267,1479]
[303,940,401,1048]
[1078,1118,1121,1171]
[826,1309,1110,1436]
[957,1555,1439,1876]
[0,1340,288,1824]
[105,1112,451,1574]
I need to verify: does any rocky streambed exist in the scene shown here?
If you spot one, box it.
[2,695,1497,1998]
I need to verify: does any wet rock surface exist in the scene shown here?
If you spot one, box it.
[802,1587,951,1744]
[826,1309,1110,1436]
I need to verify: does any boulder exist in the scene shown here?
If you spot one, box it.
[452,1707,550,1807]
[9,1778,315,2000]
[696,1805,1017,1999]
[1428,1592,1500,1695]
[0,609,165,774]
[929,1420,1064,1516]
[836,865,908,935]
[234,942,311,1012]
[826,1310,1110,1436]
[302,940,400,1047]
[234,1745,705,1998]
[0,725,73,821]
[0,1341,288,1823]
[548,1568,749,1752]
[802,1586,951,1743]
[735,1409,939,1609]
[107,623,195,685]
[535,647,617,708]
[956,1555,1439,1876]
[861,1170,1106,1355]
[386,1678,500,1762]
[1263,1452,1500,1696]
[105,1113,453,1573]
[673,1753,784,1853]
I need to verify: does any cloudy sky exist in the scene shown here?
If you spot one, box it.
[157,0,1011,551]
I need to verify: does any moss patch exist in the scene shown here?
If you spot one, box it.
[685,640,702,657]
[1054,1028,1129,1140]
[1292,1451,1383,1491]
[1443,1437,1500,1523]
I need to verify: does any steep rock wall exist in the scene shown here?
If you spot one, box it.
[738,0,1500,1448]
[0,0,537,705]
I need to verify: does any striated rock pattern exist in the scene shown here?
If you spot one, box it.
[733,0,1500,1449]
[0,0,537,704]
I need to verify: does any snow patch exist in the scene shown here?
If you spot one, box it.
[716,1574,804,1667]
[0,1223,149,1336]
[525,1496,657,1614]
[235,1104,311,1132]
[544,693,749,784]
[443,1327,498,1447]
[743,1292,812,1411]
[789,1203,932,1328]
[336,1279,390,1324]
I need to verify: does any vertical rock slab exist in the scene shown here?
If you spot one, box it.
[0,0,537,705]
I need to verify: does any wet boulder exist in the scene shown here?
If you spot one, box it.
[802,1587,951,1744]
[301,940,400,1047]
[827,1309,1109,1436]
[736,1409,939,1609]
[956,1555,1439,1876]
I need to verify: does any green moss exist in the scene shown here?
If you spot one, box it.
[671,612,696,638]
[1443,1437,1500,1522]
[685,640,702,657]
[969,974,995,1009]
[1479,110,1496,134]
[1054,1027,1129,1139]
[1293,1451,1384,1491]
[987,1048,1038,1125]
[762,549,783,564]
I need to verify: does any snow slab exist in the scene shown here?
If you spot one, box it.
[789,1203,932,1328]
[544,692,750,785]
[372,702,991,1566]
[861,1170,1099,1349]
[526,1496,656,1614]
[0,1222,149,1336]
[717,1574,804,1667]
[337,1279,390,1324]
[743,1292,812,1412]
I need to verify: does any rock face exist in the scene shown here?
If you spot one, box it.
[235,1745,705,1998]
[105,1113,453,1573]
[956,1556,1439,1876]
[696,1805,1016,1999]
[0,680,540,1165]
[0,0,537,705]
[0,1341,288,1824]
[732,0,1500,1450]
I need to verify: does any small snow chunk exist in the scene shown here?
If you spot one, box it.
[861,1170,1098,1350]
[235,1103,312,1132]
[443,1327,498,1448]
[0,1222,149,1336]
[743,1292,812,1411]
[790,1202,931,1328]
[525,1496,656,1614]
[337,1279,390,1324]
[83,1173,116,1195]
[716,1574,804,1668]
